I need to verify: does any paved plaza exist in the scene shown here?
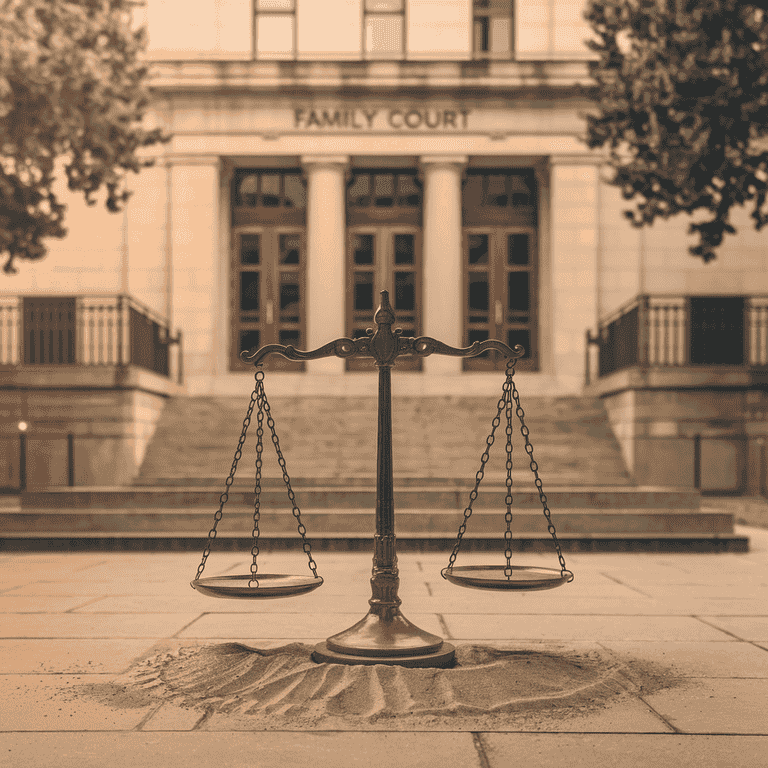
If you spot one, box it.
[1,523,768,768]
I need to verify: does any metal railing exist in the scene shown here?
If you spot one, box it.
[586,294,768,384]
[0,294,182,383]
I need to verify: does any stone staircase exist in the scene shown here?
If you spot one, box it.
[135,395,633,487]
[1,396,749,551]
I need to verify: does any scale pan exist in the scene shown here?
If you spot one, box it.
[441,565,573,591]
[191,574,323,599]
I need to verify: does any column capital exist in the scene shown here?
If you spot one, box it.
[164,154,222,169]
[419,155,469,170]
[300,155,350,170]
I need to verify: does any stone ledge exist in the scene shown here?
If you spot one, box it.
[586,366,768,398]
[0,365,184,397]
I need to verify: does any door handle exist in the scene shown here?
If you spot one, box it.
[266,300,274,325]
[495,300,503,326]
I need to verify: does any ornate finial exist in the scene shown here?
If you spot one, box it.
[371,290,398,365]
[374,290,395,327]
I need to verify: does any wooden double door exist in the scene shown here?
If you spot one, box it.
[232,226,305,371]
[346,226,422,371]
[463,226,537,371]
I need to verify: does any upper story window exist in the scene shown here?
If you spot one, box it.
[364,0,404,58]
[462,169,537,227]
[255,0,296,58]
[233,170,306,226]
[473,0,513,58]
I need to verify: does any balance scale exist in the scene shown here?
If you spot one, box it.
[191,291,573,668]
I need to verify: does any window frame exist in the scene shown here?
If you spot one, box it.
[230,225,307,372]
[472,0,514,59]
[230,168,307,372]
[462,226,538,372]
[346,225,423,372]
[461,167,539,372]
[254,0,297,59]
[363,0,406,59]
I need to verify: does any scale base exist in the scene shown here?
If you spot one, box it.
[313,641,455,668]
[311,609,456,668]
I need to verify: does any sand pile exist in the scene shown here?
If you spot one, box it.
[100,642,648,728]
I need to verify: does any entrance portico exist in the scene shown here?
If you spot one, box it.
[158,92,599,397]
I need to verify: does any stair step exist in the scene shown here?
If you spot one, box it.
[22,486,700,510]
[3,505,732,536]
[0,532,749,553]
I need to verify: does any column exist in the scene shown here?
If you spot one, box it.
[420,155,467,375]
[124,163,169,319]
[301,155,349,375]
[549,155,600,393]
[168,154,221,394]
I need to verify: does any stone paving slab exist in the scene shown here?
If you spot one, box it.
[697,617,768,641]
[441,615,734,642]
[176,612,446,640]
[2,614,200,639]
[481,734,768,768]
[634,584,768,599]
[1,674,157,731]
[72,592,377,615]
[2,579,213,597]
[0,732,485,768]
[643,678,768,734]
[0,639,160,674]
[141,702,206,731]
[597,641,768,678]
[0,595,95,612]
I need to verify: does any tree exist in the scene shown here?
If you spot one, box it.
[584,0,768,261]
[0,0,168,275]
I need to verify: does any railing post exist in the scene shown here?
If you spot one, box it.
[177,330,184,385]
[18,430,26,493]
[117,295,125,366]
[744,297,750,368]
[639,295,649,367]
[67,433,75,487]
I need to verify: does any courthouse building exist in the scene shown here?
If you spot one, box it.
[1,0,767,493]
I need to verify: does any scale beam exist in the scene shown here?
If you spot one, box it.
[240,298,525,368]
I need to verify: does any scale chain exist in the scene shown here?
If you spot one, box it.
[194,373,260,582]
[446,365,514,573]
[504,360,515,578]
[508,366,571,580]
[259,374,319,579]
[249,374,267,587]
[195,368,320,584]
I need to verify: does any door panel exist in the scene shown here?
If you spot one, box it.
[232,227,305,371]
[463,227,537,371]
[347,226,422,371]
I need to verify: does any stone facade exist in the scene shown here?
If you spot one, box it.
[0,368,180,489]
[1,1,767,490]
[596,371,768,495]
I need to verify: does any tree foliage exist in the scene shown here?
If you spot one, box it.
[584,0,768,261]
[0,0,168,275]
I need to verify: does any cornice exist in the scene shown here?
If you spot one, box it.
[147,59,595,97]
